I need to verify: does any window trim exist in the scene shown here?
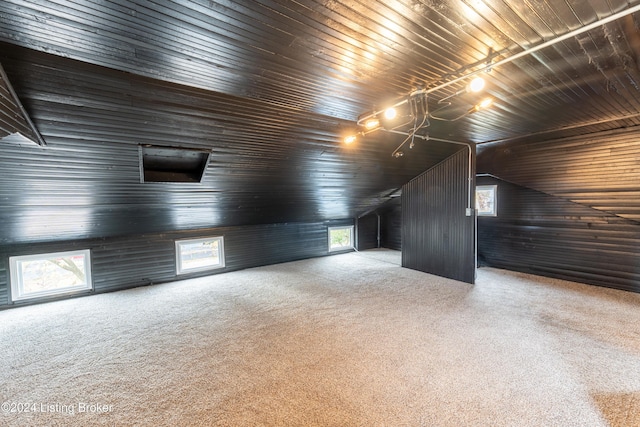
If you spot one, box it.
[9,249,93,302]
[328,225,355,252]
[175,236,225,275]
[476,184,498,217]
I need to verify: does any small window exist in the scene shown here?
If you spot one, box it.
[328,226,354,252]
[476,185,497,216]
[9,249,93,302]
[176,236,225,275]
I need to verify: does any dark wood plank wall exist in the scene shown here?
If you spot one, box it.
[0,42,462,243]
[479,127,640,223]
[0,262,7,306]
[3,0,639,145]
[3,0,640,301]
[356,214,379,251]
[476,175,640,291]
[356,201,403,251]
[380,199,402,251]
[477,127,640,292]
[401,148,476,284]
[0,219,353,309]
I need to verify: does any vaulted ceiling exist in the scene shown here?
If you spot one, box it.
[1,0,640,242]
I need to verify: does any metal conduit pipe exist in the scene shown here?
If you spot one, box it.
[364,5,640,214]
[376,212,381,248]
[357,4,640,126]
[387,130,474,214]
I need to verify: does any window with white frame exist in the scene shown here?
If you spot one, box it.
[9,249,93,302]
[328,226,354,252]
[175,236,225,275]
[476,185,497,216]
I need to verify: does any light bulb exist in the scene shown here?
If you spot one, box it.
[364,118,380,129]
[478,97,493,109]
[467,77,485,93]
[384,107,397,120]
[344,134,357,145]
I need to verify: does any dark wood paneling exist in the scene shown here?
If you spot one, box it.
[2,0,640,145]
[0,261,7,306]
[0,0,640,297]
[476,176,640,292]
[402,149,476,284]
[0,220,350,309]
[380,198,402,251]
[478,126,640,293]
[356,214,378,251]
[0,42,462,243]
[478,127,640,223]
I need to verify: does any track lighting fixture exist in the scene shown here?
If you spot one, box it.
[476,97,493,110]
[436,76,486,106]
[363,118,380,130]
[343,3,640,151]
[344,134,358,145]
[345,75,494,154]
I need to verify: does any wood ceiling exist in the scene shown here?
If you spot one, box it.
[1,0,640,241]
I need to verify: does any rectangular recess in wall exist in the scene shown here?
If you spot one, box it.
[139,144,211,183]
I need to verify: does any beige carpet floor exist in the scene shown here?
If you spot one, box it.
[1,249,640,426]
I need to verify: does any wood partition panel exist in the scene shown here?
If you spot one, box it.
[401,148,476,284]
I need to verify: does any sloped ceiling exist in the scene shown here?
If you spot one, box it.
[0,62,44,145]
[1,1,640,242]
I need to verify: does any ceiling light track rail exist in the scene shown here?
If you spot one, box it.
[348,4,640,154]
[416,3,640,106]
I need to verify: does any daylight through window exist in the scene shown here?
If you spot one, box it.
[328,226,354,252]
[9,249,93,302]
[476,185,497,216]
[176,236,225,275]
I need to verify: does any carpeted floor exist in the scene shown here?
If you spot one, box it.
[1,249,639,426]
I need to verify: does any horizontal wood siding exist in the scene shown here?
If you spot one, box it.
[0,42,462,243]
[92,235,179,292]
[0,262,6,306]
[0,220,350,309]
[478,127,640,223]
[476,176,640,292]
[2,0,639,145]
[224,222,334,269]
[477,126,640,292]
[402,149,475,284]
